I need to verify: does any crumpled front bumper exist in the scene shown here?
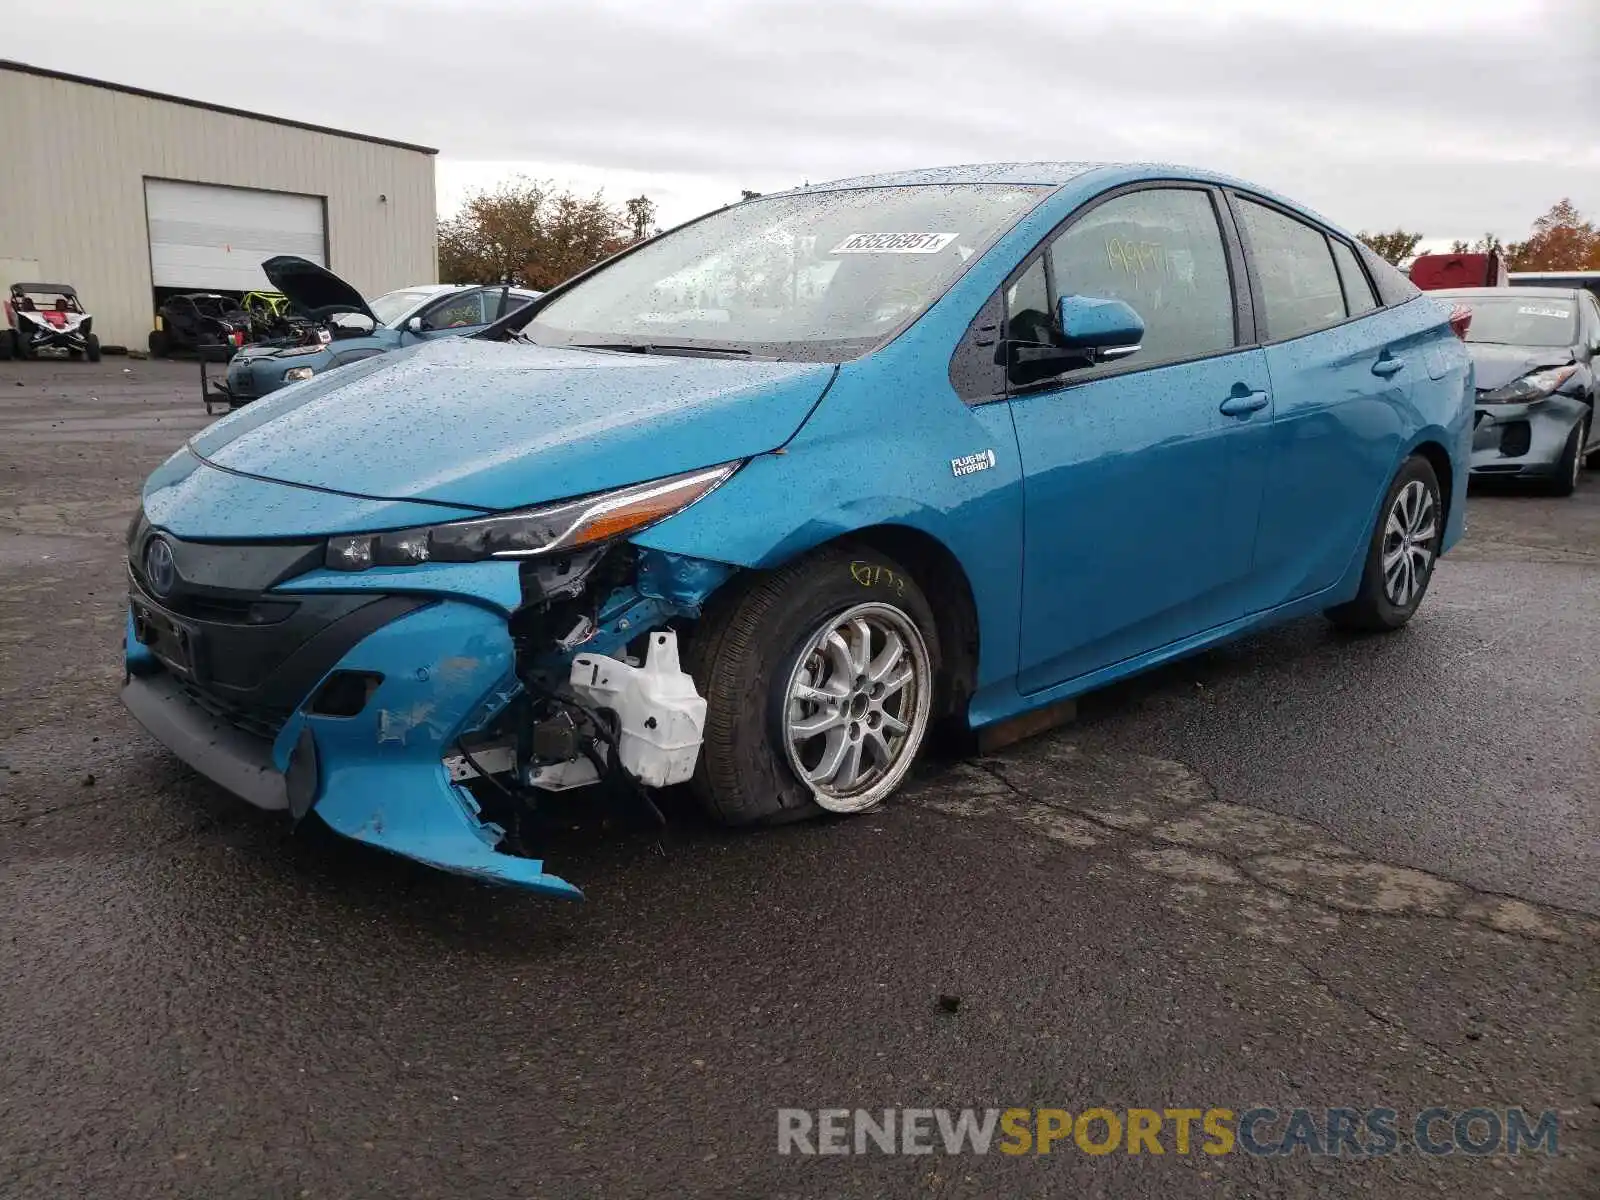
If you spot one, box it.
[122,569,585,900]
[1469,393,1587,477]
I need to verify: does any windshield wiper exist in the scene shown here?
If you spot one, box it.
[571,342,756,359]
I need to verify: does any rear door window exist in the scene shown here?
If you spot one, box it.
[1236,199,1347,340]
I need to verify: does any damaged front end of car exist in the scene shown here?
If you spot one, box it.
[122,466,742,900]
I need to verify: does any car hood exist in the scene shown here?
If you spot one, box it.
[262,255,375,323]
[1467,342,1574,392]
[190,337,835,510]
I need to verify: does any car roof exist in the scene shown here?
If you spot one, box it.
[795,160,1262,192]
[1508,270,1600,280]
[763,161,1348,235]
[805,162,1107,189]
[386,284,539,296]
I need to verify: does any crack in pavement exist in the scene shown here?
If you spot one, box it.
[901,740,1600,946]
[1287,953,1470,1076]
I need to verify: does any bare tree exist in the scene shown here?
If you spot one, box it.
[625,195,659,242]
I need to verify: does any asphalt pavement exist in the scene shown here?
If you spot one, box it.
[1,358,1595,1199]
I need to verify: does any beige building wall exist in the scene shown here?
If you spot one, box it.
[0,63,436,349]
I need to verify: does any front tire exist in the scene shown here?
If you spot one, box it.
[0,330,11,361]
[84,334,101,363]
[1325,455,1442,632]
[1550,415,1586,497]
[688,546,940,826]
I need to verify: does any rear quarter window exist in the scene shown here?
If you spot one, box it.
[1330,239,1380,316]
[1235,199,1346,341]
[1356,244,1417,307]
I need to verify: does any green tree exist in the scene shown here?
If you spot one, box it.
[1505,199,1600,271]
[437,177,634,290]
[1357,230,1425,266]
[1449,233,1503,255]
[625,195,659,242]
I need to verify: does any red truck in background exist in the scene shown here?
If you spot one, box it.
[1409,250,1509,290]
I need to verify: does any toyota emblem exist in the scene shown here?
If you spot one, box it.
[144,536,178,598]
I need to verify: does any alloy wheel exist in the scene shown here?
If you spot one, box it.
[1381,479,1437,608]
[782,602,932,813]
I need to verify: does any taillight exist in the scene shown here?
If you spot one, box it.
[1,300,11,324]
[1448,304,1472,340]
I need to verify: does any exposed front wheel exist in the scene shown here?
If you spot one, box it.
[688,547,940,826]
[0,330,11,361]
[85,334,101,363]
[1326,455,1442,632]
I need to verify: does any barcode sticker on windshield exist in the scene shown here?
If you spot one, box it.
[831,232,958,254]
[1517,304,1570,319]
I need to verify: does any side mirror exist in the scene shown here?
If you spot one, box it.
[406,316,424,334]
[1056,294,1144,360]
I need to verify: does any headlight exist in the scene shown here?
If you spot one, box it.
[283,366,315,382]
[324,462,739,571]
[1481,365,1577,403]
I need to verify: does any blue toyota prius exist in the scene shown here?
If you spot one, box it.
[123,163,1472,898]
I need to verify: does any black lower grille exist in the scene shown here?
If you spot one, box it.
[179,679,289,740]
[1500,420,1531,458]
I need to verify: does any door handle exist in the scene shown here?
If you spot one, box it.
[1372,353,1405,378]
[1219,388,1270,417]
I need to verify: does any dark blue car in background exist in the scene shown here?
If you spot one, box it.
[211,256,539,408]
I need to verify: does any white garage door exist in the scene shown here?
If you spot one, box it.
[145,180,326,292]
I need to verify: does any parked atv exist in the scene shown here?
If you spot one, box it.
[150,293,249,357]
[0,282,99,361]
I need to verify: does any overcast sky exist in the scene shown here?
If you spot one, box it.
[9,0,1597,246]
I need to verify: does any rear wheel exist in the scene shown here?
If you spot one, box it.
[1551,415,1586,497]
[148,329,170,357]
[688,546,939,826]
[84,333,101,363]
[1325,455,1442,632]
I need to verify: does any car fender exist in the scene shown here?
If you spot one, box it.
[633,435,1026,691]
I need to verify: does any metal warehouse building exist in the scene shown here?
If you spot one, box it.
[0,60,437,351]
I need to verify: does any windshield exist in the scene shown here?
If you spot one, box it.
[14,288,82,313]
[526,184,1049,361]
[370,289,441,326]
[1454,296,1577,347]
